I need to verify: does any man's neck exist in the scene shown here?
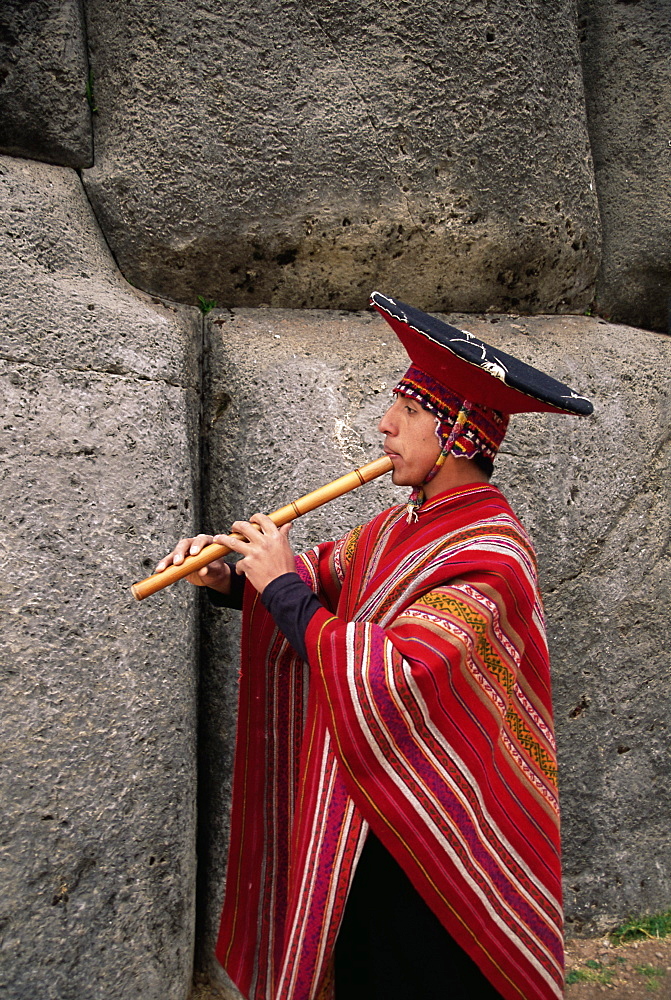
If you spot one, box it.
[422,455,490,501]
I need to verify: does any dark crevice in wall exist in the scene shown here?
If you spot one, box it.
[575,0,607,319]
[78,0,95,162]
[0,351,192,387]
[193,310,215,973]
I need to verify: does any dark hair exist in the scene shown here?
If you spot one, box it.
[472,452,494,479]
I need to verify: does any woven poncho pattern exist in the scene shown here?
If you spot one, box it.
[216,484,564,1000]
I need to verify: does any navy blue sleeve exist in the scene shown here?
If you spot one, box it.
[206,562,246,610]
[260,572,324,662]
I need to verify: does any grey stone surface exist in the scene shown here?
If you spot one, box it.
[0,0,93,168]
[579,0,671,332]
[81,0,600,315]
[0,157,198,382]
[0,155,200,999]
[196,306,670,978]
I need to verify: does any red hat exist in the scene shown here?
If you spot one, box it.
[370,292,594,417]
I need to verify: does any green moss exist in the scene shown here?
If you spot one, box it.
[85,69,98,114]
[197,296,217,315]
[566,963,613,985]
[633,963,666,992]
[610,909,671,945]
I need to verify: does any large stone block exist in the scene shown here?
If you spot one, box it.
[0,0,93,168]
[195,306,669,985]
[0,155,200,999]
[82,1,600,314]
[579,0,671,332]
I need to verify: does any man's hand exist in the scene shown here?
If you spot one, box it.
[216,514,295,595]
[153,534,232,593]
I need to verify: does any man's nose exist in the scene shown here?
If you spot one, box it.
[378,405,396,435]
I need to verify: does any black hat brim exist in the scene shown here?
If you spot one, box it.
[371,292,594,417]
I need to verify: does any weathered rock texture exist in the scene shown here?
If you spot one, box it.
[2,1,670,332]
[196,306,670,978]
[81,0,600,314]
[0,0,93,168]
[0,155,199,999]
[579,0,671,333]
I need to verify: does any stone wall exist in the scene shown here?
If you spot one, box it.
[0,0,93,167]
[579,0,671,333]
[0,155,200,999]
[2,0,671,328]
[80,0,601,316]
[0,2,670,998]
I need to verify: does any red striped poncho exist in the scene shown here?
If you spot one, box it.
[216,483,564,1000]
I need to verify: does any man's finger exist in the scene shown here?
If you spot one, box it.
[173,539,196,564]
[156,535,200,572]
[189,533,215,555]
[218,531,248,553]
[249,512,278,532]
[230,520,263,540]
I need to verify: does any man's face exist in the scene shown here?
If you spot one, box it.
[378,395,442,487]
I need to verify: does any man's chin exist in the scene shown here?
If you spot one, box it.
[391,468,420,489]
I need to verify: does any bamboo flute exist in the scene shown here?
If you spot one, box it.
[131,454,394,601]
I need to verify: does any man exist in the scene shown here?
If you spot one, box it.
[156,292,593,1000]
